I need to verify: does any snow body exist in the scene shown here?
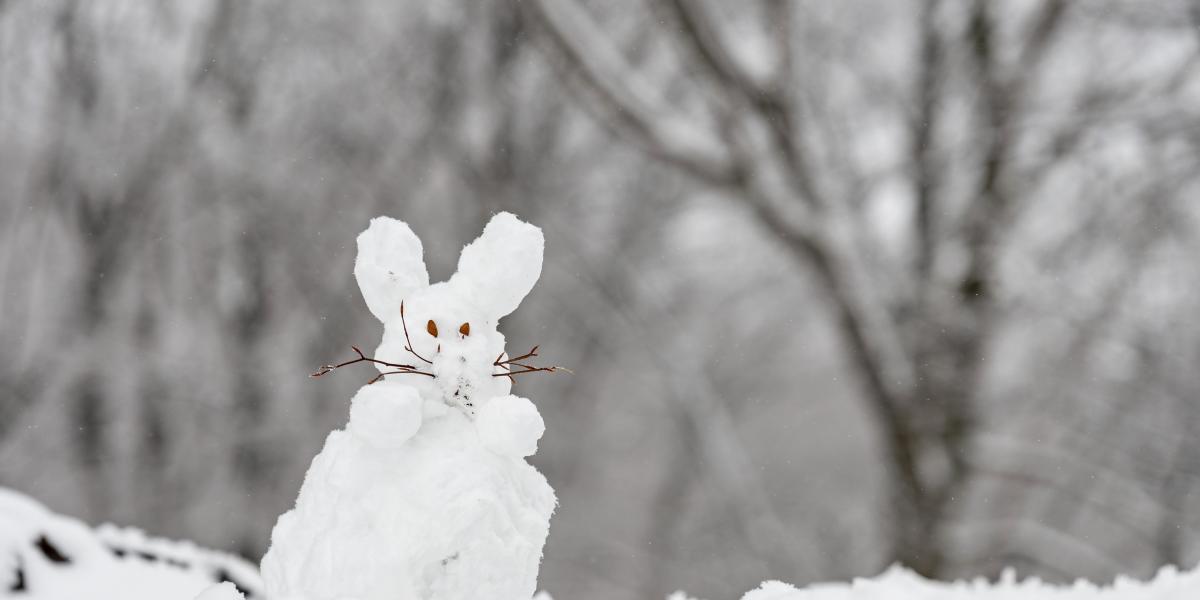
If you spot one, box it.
[261,213,556,600]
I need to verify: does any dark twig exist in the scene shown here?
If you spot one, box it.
[311,346,415,376]
[492,345,570,380]
[494,352,510,371]
[496,345,540,366]
[503,366,571,376]
[311,345,434,384]
[368,370,435,384]
[401,301,433,364]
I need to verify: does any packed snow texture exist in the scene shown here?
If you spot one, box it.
[192,582,246,600]
[261,212,556,600]
[0,487,263,600]
[665,565,1200,600]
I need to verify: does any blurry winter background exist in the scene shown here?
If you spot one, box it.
[2,1,1200,599]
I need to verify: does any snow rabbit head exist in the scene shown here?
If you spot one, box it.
[354,212,544,415]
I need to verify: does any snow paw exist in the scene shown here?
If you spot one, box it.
[347,382,423,449]
[475,395,545,458]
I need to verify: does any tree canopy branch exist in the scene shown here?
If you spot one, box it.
[524,0,740,186]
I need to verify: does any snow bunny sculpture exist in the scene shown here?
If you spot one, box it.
[261,213,556,600]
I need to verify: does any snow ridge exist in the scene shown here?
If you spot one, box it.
[731,564,1200,600]
[0,487,262,600]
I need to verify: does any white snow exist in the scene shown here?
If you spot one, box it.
[192,582,246,600]
[728,565,1200,600]
[0,487,263,600]
[450,212,545,320]
[260,212,556,600]
[475,394,546,458]
[354,216,430,324]
[346,382,424,450]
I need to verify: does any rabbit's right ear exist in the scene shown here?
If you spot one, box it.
[354,217,429,323]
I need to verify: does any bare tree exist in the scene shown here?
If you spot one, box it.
[3,2,1199,597]
[522,0,1199,577]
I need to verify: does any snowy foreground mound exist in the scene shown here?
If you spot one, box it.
[667,565,1200,600]
[0,487,262,600]
[261,213,556,600]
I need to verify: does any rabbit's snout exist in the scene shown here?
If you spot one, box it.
[430,337,496,415]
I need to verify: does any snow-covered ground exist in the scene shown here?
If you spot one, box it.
[667,566,1200,600]
[6,481,1199,600]
[0,487,262,600]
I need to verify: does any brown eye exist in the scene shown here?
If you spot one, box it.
[459,322,470,337]
[426,320,439,337]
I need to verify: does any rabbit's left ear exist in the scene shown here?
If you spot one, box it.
[355,217,429,323]
[452,212,544,320]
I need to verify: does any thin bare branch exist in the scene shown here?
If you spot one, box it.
[665,0,770,96]
[400,301,433,364]
[492,345,570,379]
[1019,0,1069,71]
[495,345,539,366]
[664,0,821,206]
[523,0,740,187]
[311,346,434,382]
[912,0,944,285]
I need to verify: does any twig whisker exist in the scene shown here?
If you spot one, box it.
[400,301,433,364]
